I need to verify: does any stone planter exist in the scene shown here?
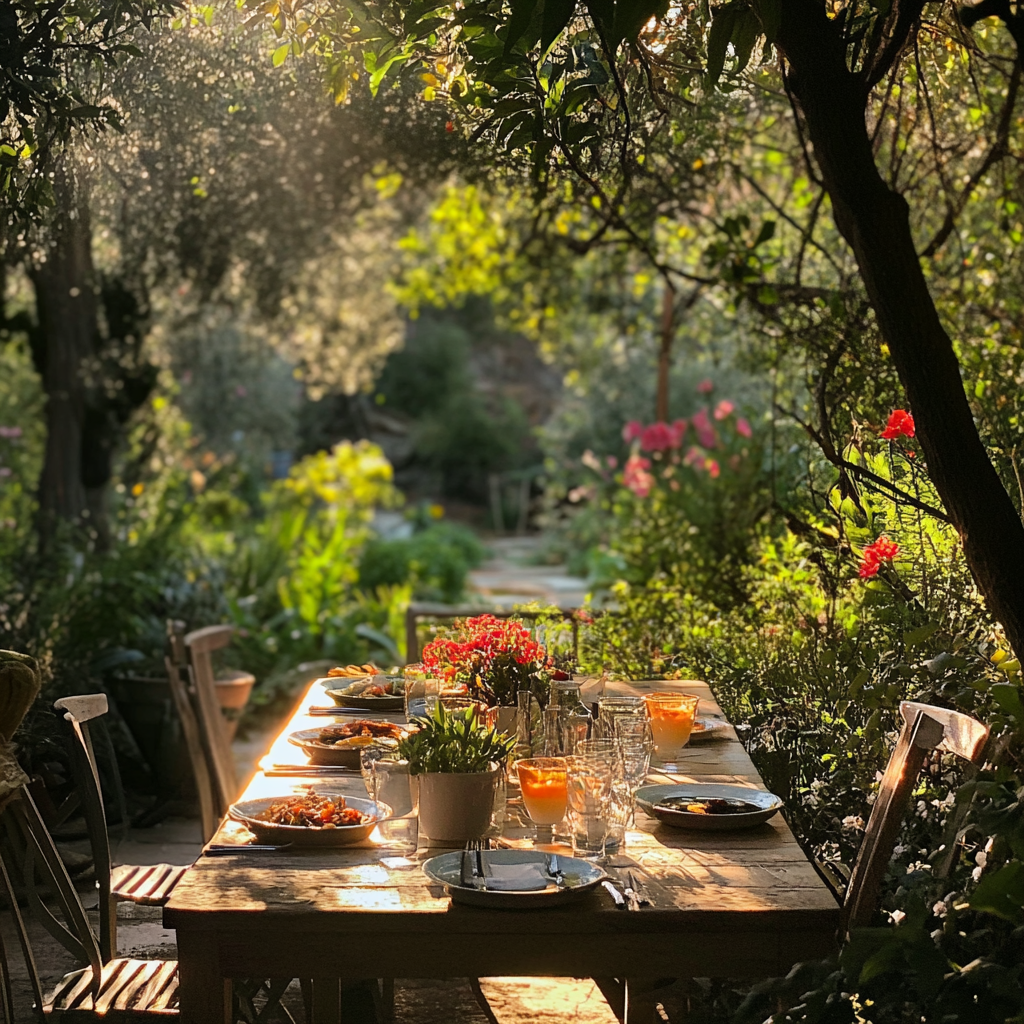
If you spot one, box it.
[214,670,256,742]
[416,764,500,843]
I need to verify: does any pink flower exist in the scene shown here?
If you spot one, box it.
[691,408,717,449]
[640,422,675,451]
[623,454,655,497]
[670,419,687,447]
[697,379,714,394]
[622,420,644,442]
[0,427,22,439]
[705,459,720,478]
[713,400,735,421]
[881,409,915,440]
[0,467,10,478]
[736,417,752,438]
[606,455,618,469]
[683,446,704,468]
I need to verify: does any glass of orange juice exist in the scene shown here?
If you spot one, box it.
[515,757,568,843]
[643,692,699,771]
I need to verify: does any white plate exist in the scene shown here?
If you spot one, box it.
[635,783,783,831]
[688,716,730,743]
[230,791,390,847]
[422,850,606,909]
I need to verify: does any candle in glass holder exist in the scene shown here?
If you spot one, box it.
[643,692,699,771]
[516,757,568,837]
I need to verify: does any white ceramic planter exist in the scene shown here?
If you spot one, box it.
[416,764,500,842]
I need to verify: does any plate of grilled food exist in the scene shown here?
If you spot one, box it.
[288,719,407,767]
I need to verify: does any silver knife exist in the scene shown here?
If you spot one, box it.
[601,879,627,908]
[622,877,641,912]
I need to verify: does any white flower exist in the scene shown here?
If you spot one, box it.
[842,815,865,832]
[890,909,906,925]
[976,851,988,869]
[932,900,947,918]
[810,779,825,792]
[802,794,819,808]
[973,865,984,882]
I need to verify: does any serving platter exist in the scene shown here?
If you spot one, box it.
[230,792,389,847]
[635,783,783,831]
[287,725,403,767]
[320,675,405,711]
[422,850,605,909]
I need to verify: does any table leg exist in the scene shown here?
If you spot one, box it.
[311,977,341,1023]
[176,932,231,1024]
[624,978,659,1024]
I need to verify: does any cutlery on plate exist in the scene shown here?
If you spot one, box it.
[545,853,565,887]
[627,870,653,906]
[601,879,627,909]
[263,769,360,778]
[203,843,292,856]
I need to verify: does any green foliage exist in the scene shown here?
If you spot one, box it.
[358,522,486,603]
[396,703,515,775]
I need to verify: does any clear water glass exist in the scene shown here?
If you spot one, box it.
[566,756,612,860]
[403,676,442,720]
[361,746,417,853]
[594,695,645,740]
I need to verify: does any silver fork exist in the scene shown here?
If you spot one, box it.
[545,853,565,887]
[463,838,490,888]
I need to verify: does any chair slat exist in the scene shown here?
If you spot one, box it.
[112,863,188,904]
[112,960,163,1011]
[94,959,148,1014]
[49,966,95,1010]
[900,700,990,763]
[131,959,179,1011]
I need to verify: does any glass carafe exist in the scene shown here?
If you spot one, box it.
[552,680,592,754]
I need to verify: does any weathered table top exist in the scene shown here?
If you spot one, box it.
[164,678,839,1022]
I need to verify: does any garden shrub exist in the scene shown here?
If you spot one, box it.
[357,521,486,603]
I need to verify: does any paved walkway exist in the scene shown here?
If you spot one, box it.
[468,536,589,610]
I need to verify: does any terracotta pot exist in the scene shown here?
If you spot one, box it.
[214,670,256,741]
[416,764,500,843]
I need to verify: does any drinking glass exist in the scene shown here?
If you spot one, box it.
[403,676,442,721]
[515,757,568,843]
[644,692,700,772]
[594,695,645,740]
[360,745,418,853]
[615,717,653,790]
[573,738,620,762]
[566,756,612,860]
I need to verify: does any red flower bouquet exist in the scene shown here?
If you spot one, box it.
[421,614,548,706]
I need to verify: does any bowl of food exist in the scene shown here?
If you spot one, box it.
[230,790,388,847]
[322,673,405,711]
[635,783,783,831]
[288,720,406,767]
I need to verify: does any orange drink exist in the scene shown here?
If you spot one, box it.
[644,692,699,771]
[516,758,568,839]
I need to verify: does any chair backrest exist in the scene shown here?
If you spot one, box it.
[0,786,104,1014]
[52,695,118,962]
[841,700,990,934]
[183,625,238,816]
[164,622,219,844]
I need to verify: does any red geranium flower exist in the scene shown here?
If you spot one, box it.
[859,535,899,578]
[881,409,915,440]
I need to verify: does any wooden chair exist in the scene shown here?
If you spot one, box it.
[0,786,181,1018]
[164,622,220,844]
[182,625,239,816]
[53,695,189,963]
[838,700,990,934]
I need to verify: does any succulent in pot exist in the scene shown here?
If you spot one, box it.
[397,704,515,842]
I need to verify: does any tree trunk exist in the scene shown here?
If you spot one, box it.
[777,2,1024,657]
[30,157,98,542]
[655,282,675,422]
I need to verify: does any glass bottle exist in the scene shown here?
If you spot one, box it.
[552,680,592,755]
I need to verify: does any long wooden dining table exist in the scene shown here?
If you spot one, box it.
[163,678,840,1023]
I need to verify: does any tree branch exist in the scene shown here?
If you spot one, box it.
[920,64,1022,258]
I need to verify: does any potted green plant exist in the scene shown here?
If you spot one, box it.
[397,704,515,842]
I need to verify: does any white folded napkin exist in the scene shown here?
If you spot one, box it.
[480,860,551,892]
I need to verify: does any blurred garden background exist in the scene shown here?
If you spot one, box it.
[5,0,1024,1020]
